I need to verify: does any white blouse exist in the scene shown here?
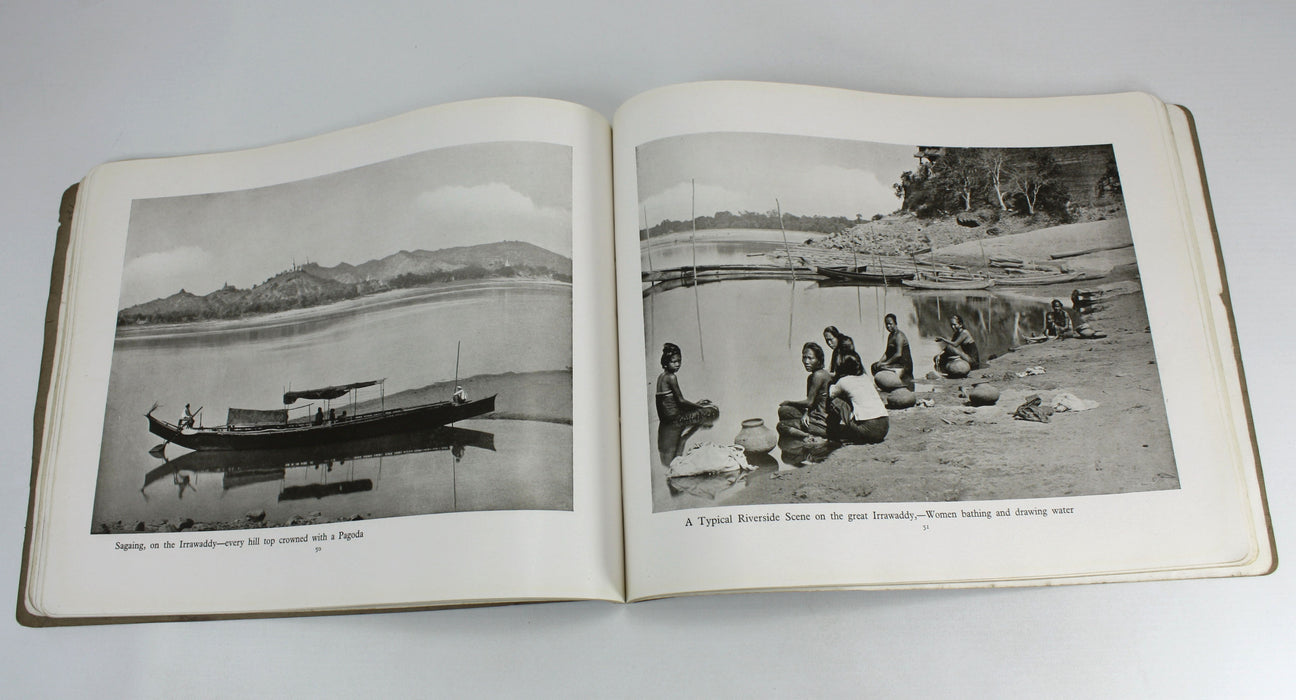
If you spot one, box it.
[830,374,888,421]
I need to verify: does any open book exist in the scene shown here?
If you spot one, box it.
[20,81,1274,625]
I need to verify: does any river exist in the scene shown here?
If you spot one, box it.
[91,281,573,531]
[642,237,1053,512]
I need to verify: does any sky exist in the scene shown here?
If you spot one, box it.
[635,132,917,229]
[119,141,572,308]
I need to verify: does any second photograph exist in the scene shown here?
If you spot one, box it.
[638,132,1175,513]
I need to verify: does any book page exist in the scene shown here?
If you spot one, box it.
[612,82,1270,600]
[26,97,623,619]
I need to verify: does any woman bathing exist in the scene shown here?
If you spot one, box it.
[1044,299,1075,338]
[777,342,832,438]
[655,342,719,425]
[1046,298,1107,339]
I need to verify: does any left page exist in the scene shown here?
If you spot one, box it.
[23,97,623,621]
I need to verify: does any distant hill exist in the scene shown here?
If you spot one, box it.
[121,289,215,324]
[118,240,570,326]
[303,240,572,283]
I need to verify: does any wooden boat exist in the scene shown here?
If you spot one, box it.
[901,274,995,291]
[814,265,915,283]
[279,480,373,501]
[643,265,813,296]
[643,264,813,283]
[993,271,1087,287]
[147,379,496,451]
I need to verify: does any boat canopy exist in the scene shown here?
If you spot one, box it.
[227,407,288,426]
[283,380,381,405]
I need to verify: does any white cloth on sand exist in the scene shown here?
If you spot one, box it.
[667,443,752,477]
[1052,392,1100,412]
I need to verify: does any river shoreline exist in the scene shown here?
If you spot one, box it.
[115,278,571,341]
[724,276,1177,506]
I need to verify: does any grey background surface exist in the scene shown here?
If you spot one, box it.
[2,2,1291,696]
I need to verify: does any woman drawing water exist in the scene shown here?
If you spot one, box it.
[826,355,889,444]
[934,314,980,377]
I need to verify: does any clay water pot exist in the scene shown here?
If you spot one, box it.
[944,358,971,378]
[887,388,917,409]
[968,383,1000,406]
[734,418,777,454]
[874,370,905,391]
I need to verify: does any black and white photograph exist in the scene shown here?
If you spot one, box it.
[639,132,1176,512]
[91,141,575,533]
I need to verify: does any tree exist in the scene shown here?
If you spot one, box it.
[976,148,1011,211]
[893,165,953,218]
[1096,158,1123,199]
[936,149,986,211]
[1007,149,1057,215]
[893,171,915,210]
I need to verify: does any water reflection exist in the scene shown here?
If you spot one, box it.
[642,235,822,272]
[777,436,842,467]
[142,425,496,502]
[664,450,779,501]
[280,480,374,502]
[667,472,748,501]
[908,293,1045,362]
[657,421,709,467]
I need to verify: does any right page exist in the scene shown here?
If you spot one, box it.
[613,81,1272,601]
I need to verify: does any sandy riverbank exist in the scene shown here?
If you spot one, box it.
[932,218,1136,276]
[724,276,1178,505]
[96,511,363,534]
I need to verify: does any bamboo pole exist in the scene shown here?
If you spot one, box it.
[691,180,705,361]
[787,277,796,350]
[776,199,798,349]
[854,247,862,323]
[643,205,654,276]
[775,198,796,282]
[644,206,655,343]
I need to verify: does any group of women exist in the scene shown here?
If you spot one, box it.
[775,328,890,445]
[653,313,982,452]
[1044,297,1103,340]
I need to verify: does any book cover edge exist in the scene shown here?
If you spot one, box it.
[17,182,78,628]
[1169,103,1277,575]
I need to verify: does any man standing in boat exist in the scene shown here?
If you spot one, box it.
[178,403,196,430]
